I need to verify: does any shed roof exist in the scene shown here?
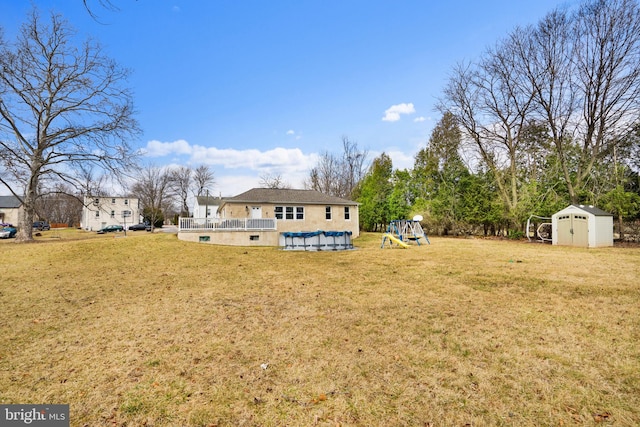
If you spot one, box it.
[561,204,613,216]
[224,188,357,206]
[0,195,22,209]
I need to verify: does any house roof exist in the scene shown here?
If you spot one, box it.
[224,188,358,206]
[0,195,22,209]
[195,196,224,205]
[558,204,613,216]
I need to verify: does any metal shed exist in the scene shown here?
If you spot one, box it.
[551,205,613,248]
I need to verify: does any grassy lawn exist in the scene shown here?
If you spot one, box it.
[1,230,639,426]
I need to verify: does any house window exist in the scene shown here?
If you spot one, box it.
[110,210,115,218]
[250,235,259,241]
[275,206,304,220]
[325,206,332,220]
[93,198,99,205]
[95,211,100,218]
[124,199,129,205]
[111,198,116,204]
[344,206,350,220]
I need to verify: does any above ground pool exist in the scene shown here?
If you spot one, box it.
[280,230,353,251]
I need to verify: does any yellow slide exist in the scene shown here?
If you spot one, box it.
[383,233,410,248]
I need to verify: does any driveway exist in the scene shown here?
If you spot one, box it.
[157,225,178,233]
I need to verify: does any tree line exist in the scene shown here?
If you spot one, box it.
[316,0,640,239]
[350,114,639,239]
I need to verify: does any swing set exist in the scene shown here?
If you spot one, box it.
[381,216,430,248]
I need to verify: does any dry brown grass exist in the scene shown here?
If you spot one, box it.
[1,231,639,426]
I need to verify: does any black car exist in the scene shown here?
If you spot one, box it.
[128,223,151,231]
[33,221,50,231]
[97,225,124,234]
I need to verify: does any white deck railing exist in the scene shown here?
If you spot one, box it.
[179,217,277,231]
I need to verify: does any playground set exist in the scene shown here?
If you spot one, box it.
[381,216,430,248]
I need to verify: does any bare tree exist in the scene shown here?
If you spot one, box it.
[306,151,341,195]
[35,184,83,226]
[76,164,109,198]
[0,9,139,241]
[516,0,640,202]
[439,33,536,224]
[441,0,640,219]
[259,172,290,189]
[193,165,216,196]
[341,137,368,197]
[82,0,119,21]
[305,136,368,198]
[130,165,175,230]
[170,166,192,216]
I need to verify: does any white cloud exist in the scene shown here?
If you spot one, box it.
[144,139,192,156]
[190,146,317,172]
[413,116,426,122]
[216,174,261,196]
[382,103,416,122]
[141,139,320,195]
[286,129,302,140]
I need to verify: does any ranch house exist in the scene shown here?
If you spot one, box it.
[178,188,359,246]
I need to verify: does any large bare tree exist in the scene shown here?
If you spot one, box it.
[0,9,139,241]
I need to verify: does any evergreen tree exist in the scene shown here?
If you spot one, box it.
[357,153,393,232]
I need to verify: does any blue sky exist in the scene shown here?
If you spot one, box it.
[2,0,576,196]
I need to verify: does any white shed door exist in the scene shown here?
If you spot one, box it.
[557,215,572,246]
[572,214,588,247]
[557,214,589,247]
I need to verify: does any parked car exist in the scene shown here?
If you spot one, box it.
[33,221,51,231]
[128,223,151,231]
[0,225,17,239]
[97,225,124,234]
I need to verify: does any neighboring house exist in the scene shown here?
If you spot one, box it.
[179,188,360,246]
[0,195,22,225]
[192,195,224,219]
[81,196,141,231]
